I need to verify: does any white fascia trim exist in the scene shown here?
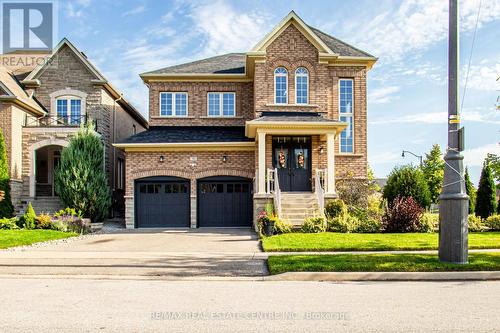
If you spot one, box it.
[113,141,255,148]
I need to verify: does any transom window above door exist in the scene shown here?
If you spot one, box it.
[56,97,82,125]
[160,92,188,117]
[207,92,235,117]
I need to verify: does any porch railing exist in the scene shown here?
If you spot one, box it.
[315,169,327,217]
[24,115,90,127]
[267,168,282,219]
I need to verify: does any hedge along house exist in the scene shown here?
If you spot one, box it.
[0,39,148,216]
[115,11,377,229]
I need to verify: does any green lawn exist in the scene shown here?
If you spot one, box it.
[0,230,78,249]
[267,252,500,275]
[262,232,500,252]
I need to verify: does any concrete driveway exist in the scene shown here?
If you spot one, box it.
[0,228,267,278]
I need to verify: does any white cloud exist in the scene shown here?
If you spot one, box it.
[188,0,273,55]
[350,0,500,62]
[462,61,500,91]
[122,5,146,17]
[463,143,500,167]
[369,150,402,165]
[368,86,400,104]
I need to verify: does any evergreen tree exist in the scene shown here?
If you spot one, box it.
[475,161,497,219]
[421,144,444,204]
[55,123,111,222]
[383,165,432,209]
[485,153,500,189]
[464,167,476,214]
[0,128,13,218]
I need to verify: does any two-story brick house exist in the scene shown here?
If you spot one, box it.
[0,38,148,216]
[116,11,376,229]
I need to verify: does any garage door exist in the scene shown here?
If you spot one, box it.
[197,177,253,227]
[135,177,190,228]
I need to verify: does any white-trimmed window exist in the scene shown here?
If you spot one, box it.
[295,67,309,104]
[56,97,82,125]
[160,92,188,117]
[339,79,354,153]
[207,92,235,117]
[274,67,288,104]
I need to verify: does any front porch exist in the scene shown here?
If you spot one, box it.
[245,113,347,225]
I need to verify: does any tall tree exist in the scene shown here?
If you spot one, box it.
[464,167,476,214]
[485,153,500,189]
[421,144,444,204]
[0,128,13,217]
[475,161,497,219]
[55,123,111,222]
[383,165,431,209]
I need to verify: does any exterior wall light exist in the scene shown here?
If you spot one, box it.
[319,145,324,154]
[159,155,165,163]
[222,155,228,163]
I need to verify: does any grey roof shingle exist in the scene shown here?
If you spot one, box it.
[142,25,374,76]
[120,126,252,144]
[142,53,246,75]
[308,26,375,58]
[254,111,344,123]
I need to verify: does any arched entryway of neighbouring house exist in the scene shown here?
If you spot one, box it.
[29,139,69,198]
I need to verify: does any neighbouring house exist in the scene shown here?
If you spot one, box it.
[0,38,148,216]
[115,11,377,229]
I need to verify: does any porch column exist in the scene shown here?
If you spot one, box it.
[326,132,336,195]
[257,131,266,194]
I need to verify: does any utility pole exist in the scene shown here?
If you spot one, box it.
[438,0,469,264]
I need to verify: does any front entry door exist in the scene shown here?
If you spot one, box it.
[272,137,312,192]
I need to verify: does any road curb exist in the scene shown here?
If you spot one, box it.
[265,271,500,281]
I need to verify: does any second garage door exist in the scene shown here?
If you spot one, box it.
[197,177,253,227]
[135,177,190,228]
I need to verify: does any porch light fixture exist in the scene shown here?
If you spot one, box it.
[159,155,165,163]
[319,145,324,154]
[222,155,228,163]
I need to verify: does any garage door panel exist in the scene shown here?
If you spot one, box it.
[135,179,190,228]
[198,178,253,228]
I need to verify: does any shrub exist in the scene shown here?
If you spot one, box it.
[354,216,382,233]
[52,214,90,234]
[0,128,13,218]
[465,167,476,214]
[325,199,347,219]
[54,207,82,219]
[336,176,369,208]
[55,122,111,222]
[485,215,500,231]
[382,196,424,232]
[264,201,274,216]
[383,165,431,209]
[475,161,497,219]
[20,203,36,229]
[468,215,485,232]
[0,217,19,229]
[327,213,359,233]
[36,214,53,229]
[301,216,327,233]
[418,213,438,233]
[273,217,293,234]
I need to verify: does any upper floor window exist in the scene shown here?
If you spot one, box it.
[160,92,188,117]
[56,97,82,125]
[339,79,354,153]
[274,67,288,104]
[295,67,308,104]
[207,92,235,117]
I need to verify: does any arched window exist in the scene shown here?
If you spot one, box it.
[295,67,308,104]
[274,67,288,104]
[50,89,87,126]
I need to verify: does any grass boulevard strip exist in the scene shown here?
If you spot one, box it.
[261,232,500,252]
[0,230,77,249]
[267,252,500,275]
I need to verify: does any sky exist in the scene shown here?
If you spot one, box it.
[56,0,500,185]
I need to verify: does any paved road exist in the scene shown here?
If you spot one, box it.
[1,278,498,332]
[0,228,267,277]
